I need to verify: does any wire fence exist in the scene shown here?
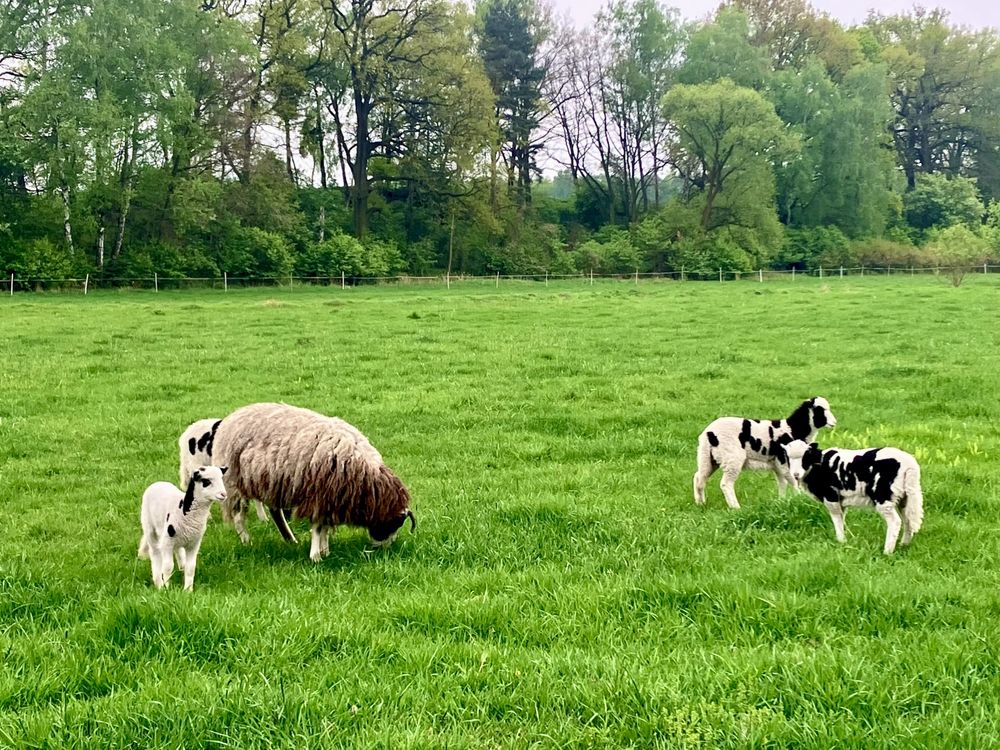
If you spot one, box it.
[3,264,1000,295]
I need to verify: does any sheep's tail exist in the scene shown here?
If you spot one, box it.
[269,507,297,544]
[137,534,150,560]
[902,464,924,537]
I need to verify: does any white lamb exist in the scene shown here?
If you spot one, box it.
[138,465,228,590]
[693,397,837,509]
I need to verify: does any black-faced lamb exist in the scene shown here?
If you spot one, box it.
[138,465,228,589]
[212,402,416,561]
[782,439,924,554]
[179,417,269,523]
[693,397,837,509]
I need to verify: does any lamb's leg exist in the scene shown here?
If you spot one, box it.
[719,467,741,509]
[148,541,164,586]
[158,543,175,587]
[773,468,788,498]
[255,500,268,522]
[175,546,187,572]
[137,533,150,560]
[825,502,847,543]
[183,543,201,591]
[878,503,902,555]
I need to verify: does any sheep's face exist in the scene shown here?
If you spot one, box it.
[193,465,228,503]
[810,397,837,429]
[368,510,416,548]
[782,440,822,489]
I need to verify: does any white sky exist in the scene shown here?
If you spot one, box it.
[550,0,1000,30]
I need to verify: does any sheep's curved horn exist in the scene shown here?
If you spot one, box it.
[406,510,416,532]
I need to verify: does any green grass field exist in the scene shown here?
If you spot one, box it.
[2,277,1000,748]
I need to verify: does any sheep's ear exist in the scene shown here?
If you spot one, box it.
[809,442,819,451]
[406,509,416,532]
[219,466,228,475]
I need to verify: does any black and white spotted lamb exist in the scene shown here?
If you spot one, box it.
[138,465,228,590]
[693,397,837,509]
[783,440,924,554]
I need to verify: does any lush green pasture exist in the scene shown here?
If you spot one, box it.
[2,277,1000,748]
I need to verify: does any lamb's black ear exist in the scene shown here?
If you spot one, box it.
[406,510,416,532]
[219,466,228,475]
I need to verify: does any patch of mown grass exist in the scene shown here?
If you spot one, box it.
[2,277,1000,748]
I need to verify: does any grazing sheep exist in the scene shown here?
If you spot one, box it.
[783,440,924,554]
[212,403,416,561]
[138,466,228,590]
[179,417,268,522]
[693,397,837,509]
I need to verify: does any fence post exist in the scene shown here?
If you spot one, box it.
[840,266,843,278]
[792,267,795,281]
[224,271,228,292]
[719,267,722,283]
[496,271,500,288]
[590,269,593,286]
[84,273,89,295]
[9,272,12,296]
[445,271,450,289]
[681,265,685,282]
[154,272,158,293]
[341,271,345,289]
[545,271,548,287]
[289,273,293,289]
[819,266,823,279]
[758,269,763,283]
[635,268,639,285]
[985,263,989,275]
[861,265,864,277]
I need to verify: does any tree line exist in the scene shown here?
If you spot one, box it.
[2,0,1000,283]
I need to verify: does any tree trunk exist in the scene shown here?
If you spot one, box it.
[353,97,369,239]
[97,226,105,270]
[315,89,328,189]
[319,205,326,243]
[60,184,75,256]
[284,118,295,182]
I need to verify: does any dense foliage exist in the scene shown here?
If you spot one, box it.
[2,0,1000,280]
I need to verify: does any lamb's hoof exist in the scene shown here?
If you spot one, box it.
[238,531,251,545]
[310,553,323,564]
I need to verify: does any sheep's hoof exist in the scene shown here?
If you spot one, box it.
[238,531,251,545]
[310,553,323,564]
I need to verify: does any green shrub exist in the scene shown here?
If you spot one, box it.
[219,227,294,278]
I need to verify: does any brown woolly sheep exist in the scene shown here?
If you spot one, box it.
[212,402,415,561]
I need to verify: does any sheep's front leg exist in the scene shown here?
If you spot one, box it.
[148,540,164,587]
[233,507,251,545]
[309,524,331,563]
[254,500,268,522]
[320,525,334,557]
[825,502,847,544]
[878,504,902,555]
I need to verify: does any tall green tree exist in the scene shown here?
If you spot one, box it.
[663,79,798,232]
[478,0,546,209]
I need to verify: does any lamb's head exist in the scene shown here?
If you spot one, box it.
[191,465,228,503]
[782,440,823,488]
[809,397,837,429]
[368,509,416,548]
